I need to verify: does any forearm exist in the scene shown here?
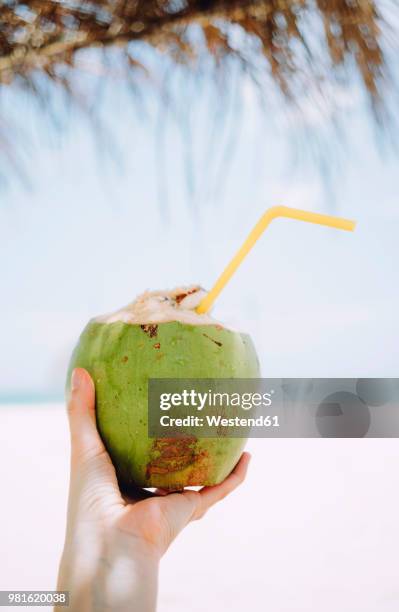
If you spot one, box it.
[56,528,159,612]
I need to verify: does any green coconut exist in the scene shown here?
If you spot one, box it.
[68,287,260,489]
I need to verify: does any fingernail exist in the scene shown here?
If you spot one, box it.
[71,368,81,391]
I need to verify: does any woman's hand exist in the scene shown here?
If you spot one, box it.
[56,367,250,612]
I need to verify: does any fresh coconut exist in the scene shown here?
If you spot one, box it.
[68,286,260,489]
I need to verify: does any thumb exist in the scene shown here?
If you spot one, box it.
[67,368,105,463]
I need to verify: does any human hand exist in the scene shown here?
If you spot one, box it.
[56,368,250,611]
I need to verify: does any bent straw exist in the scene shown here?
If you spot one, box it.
[196,205,356,314]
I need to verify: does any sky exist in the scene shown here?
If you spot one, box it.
[0,44,398,399]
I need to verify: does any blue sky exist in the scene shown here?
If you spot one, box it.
[0,46,398,399]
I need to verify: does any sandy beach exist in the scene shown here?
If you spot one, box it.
[1,403,399,612]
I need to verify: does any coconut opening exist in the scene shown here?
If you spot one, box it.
[96,286,223,326]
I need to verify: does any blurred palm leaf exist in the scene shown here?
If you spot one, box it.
[0,1,397,188]
[0,1,394,100]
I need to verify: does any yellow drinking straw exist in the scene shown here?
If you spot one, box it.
[196,205,356,314]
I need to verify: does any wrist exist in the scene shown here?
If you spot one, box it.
[58,524,159,612]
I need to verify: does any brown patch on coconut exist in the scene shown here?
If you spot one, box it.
[202,333,222,347]
[153,342,161,349]
[184,448,212,486]
[175,288,198,304]
[121,355,129,363]
[140,323,158,338]
[146,436,197,479]
[146,437,213,486]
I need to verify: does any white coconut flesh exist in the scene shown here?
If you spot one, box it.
[96,286,224,327]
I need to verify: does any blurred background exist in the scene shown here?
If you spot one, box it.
[0,1,398,610]
[1,55,399,399]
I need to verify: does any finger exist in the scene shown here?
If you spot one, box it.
[191,452,251,519]
[125,456,250,554]
[67,368,105,462]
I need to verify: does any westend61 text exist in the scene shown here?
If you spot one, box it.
[159,414,280,428]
